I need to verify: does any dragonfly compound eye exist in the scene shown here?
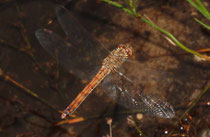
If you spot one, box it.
[118,44,132,58]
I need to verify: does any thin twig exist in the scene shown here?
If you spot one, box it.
[0,68,58,113]
[167,84,210,137]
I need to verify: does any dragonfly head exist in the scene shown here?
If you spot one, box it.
[118,43,133,58]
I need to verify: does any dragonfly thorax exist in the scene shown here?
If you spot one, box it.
[102,43,132,71]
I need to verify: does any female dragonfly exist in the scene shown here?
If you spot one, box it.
[35,5,175,119]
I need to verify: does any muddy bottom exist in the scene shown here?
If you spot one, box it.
[0,0,209,137]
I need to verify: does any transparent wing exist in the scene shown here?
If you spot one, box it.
[102,61,175,118]
[35,6,108,80]
[55,5,107,55]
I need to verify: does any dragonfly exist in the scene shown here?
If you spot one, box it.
[35,5,175,119]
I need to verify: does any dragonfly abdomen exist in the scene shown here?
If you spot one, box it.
[61,67,110,119]
[61,44,133,119]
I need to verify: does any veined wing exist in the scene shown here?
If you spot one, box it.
[35,6,108,80]
[102,61,175,118]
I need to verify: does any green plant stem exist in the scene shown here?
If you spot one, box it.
[102,0,134,15]
[187,0,210,20]
[167,84,210,136]
[103,0,210,60]
[194,18,210,29]
[179,84,210,121]
[141,17,206,58]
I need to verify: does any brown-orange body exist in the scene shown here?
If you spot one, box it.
[61,44,132,119]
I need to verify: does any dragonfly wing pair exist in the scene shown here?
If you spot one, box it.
[103,70,175,118]
[36,5,108,81]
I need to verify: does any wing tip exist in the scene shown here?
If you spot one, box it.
[158,103,176,119]
[35,29,43,38]
[35,28,52,38]
[55,5,66,16]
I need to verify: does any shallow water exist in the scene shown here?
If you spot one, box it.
[0,0,209,137]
